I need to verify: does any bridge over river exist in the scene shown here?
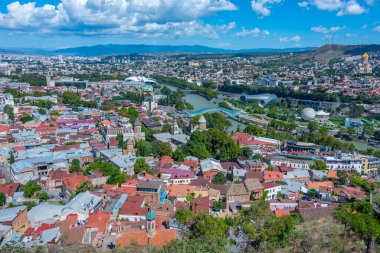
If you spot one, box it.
[185,107,242,117]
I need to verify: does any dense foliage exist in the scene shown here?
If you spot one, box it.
[182,128,242,162]
[85,160,130,186]
[334,201,380,253]
[21,181,42,198]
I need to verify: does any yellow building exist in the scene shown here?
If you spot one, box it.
[356,155,380,175]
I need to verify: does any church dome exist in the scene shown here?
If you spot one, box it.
[146,208,156,221]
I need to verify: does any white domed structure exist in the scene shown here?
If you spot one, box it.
[301,108,316,121]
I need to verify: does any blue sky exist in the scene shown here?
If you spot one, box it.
[0,0,379,49]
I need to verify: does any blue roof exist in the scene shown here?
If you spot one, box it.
[112,194,128,214]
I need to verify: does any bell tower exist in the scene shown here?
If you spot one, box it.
[146,208,156,237]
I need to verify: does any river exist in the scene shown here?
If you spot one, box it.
[161,84,246,132]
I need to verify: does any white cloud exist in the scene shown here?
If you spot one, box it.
[337,0,366,16]
[262,30,270,36]
[235,27,270,37]
[0,0,237,38]
[311,25,346,33]
[299,0,367,16]
[298,1,310,8]
[374,26,380,32]
[235,27,261,37]
[291,35,302,42]
[251,0,282,17]
[364,0,376,5]
[279,35,301,42]
[362,24,368,29]
[345,33,357,37]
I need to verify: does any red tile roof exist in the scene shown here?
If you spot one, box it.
[33,223,56,235]
[0,126,9,133]
[0,183,19,197]
[65,214,78,227]
[119,195,147,217]
[192,196,210,214]
[263,171,283,181]
[262,182,281,189]
[85,211,110,233]
[308,181,334,189]
[49,170,70,180]
[327,170,339,179]
[159,156,173,165]
[275,208,290,217]
[62,174,89,191]
[116,229,176,248]
[13,146,26,152]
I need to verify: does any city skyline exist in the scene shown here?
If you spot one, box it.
[0,0,380,49]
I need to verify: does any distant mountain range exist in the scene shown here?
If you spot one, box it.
[52,44,315,56]
[1,43,379,58]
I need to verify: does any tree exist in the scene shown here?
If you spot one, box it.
[173,149,185,162]
[8,151,15,164]
[0,193,6,206]
[207,128,242,161]
[136,140,152,156]
[212,172,227,185]
[307,121,319,133]
[116,133,124,149]
[85,160,129,186]
[3,105,14,121]
[175,207,195,227]
[204,112,231,131]
[21,181,42,198]
[152,140,172,157]
[186,193,195,204]
[38,192,49,201]
[69,159,81,173]
[134,158,149,174]
[202,80,217,89]
[307,189,319,198]
[334,201,380,253]
[23,201,37,211]
[162,235,229,253]
[107,171,130,186]
[182,131,211,160]
[363,125,375,137]
[347,126,357,135]
[244,124,265,137]
[38,108,46,115]
[242,147,253,158]
[62,91,81,106]
[253,153,264,161]
[212,199,227,212]
[20,114,33,123]
[72,181,92,196]
[310,160,327,170]
[238,199,299,251]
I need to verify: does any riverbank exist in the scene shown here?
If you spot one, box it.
[160,84,246,132]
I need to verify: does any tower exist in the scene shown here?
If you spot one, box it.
[172,120,181,134]
[134,118,142,134]
[363,53,369,63]
[198,115,207,131]
[126,138,134,152]
[146,208,156,237]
